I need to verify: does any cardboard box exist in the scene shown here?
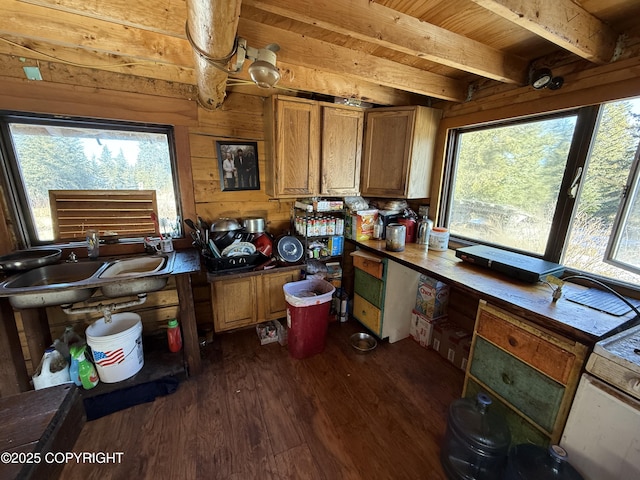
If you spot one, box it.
[328,236,344,256]
[431,320,457,358]
[346,209,378,241]
[458,336,473,371]
[445,328,472,366]
[410,310,445,348]
[415,274,450,319]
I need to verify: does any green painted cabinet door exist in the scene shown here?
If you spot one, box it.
[354,268,384,308]
[465,378,549,447]
[470,337,565,433]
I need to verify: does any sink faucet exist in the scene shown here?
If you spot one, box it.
[66,251,78,263]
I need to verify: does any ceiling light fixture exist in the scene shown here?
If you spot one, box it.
[185,23,281,89]
[236,38,281,89]
[530,68,564,91]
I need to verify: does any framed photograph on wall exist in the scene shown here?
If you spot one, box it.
[216,141,260,191]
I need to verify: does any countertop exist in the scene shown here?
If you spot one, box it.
[352,239,639,346]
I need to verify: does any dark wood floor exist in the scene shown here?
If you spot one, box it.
[62,319,464,479]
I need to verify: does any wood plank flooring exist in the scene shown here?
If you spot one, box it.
[62,320,464,479]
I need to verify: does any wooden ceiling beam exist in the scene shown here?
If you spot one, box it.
[186,0,241,109]
[244,0,528,84]
[470,0,619,64]
[237,18,467,102]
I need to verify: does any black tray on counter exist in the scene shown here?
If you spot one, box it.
[202,252,263,273]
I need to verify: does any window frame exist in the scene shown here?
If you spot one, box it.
[441,102,640,291]
[0,111,183,247]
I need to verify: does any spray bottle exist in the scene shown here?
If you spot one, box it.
[70,344,99,390]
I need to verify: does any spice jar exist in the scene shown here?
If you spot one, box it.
[385,223,406,252]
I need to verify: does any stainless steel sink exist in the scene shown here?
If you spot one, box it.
[1,261,108,308]
[0,253,175,307]
[98,255,171,298]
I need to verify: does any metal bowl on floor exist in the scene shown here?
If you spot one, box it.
[350,332,377,353]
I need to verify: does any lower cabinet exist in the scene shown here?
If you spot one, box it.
[352,250,420,342]
[463,300,588,445]
[211,268,301,332]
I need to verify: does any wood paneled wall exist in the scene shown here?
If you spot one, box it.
[0,67,296,374]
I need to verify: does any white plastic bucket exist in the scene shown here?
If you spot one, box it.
[86,312,144,383]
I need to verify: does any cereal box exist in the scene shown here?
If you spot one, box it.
[414,274,450,319]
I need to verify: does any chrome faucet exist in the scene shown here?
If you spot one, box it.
[66,251,78,263]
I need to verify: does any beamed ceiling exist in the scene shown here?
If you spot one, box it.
[1,0,639,108]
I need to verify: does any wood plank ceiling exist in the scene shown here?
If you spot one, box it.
[0,0,639,108]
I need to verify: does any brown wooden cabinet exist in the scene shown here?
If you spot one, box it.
[360,105,441,199]
[211,268,301,332]
[264,95,364,198]
[463,301,588,446]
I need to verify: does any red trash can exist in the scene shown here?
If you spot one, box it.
[283,278,336,359]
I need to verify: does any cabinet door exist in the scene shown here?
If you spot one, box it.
[267,96,320,197]
[212,277,257,332]
[361,109,413,198]
[320,104,364,196]
[261,269,301,320]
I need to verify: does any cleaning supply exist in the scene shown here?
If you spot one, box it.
[167,318,183,353]
[70,344,99,390]
[32,347,71,390]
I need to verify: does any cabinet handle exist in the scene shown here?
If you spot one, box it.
[508,336,518,347]
[501,372,513,385]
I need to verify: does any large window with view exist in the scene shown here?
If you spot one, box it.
[444,97,640,288]
[0,114,181,246]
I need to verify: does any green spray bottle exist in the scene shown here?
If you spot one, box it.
[69,344,99,390]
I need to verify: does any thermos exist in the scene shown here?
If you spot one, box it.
[416,215,433,246]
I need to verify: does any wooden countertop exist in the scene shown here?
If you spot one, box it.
[352,240,638,346]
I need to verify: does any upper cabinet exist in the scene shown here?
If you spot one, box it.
[264,95,364,198]
[320,105,364,196]
[360,106,441,199]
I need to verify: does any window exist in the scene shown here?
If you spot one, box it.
[444,97,640,287]
[0,113,182,245]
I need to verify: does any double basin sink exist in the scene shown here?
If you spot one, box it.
[0,253,175,309]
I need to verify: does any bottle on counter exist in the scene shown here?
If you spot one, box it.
[70,344,99,390]
[373,215,384,240]
[167,318,183,353]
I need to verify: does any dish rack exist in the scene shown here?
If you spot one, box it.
[202,252,263,273]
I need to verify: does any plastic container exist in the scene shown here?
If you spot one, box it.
[441,393,511,480]
[429,227,450,251]
[503,444,584,480]
[86,312,144,383]
[167,318,183,353]
[283,278,336,359]
[32,347,71,390]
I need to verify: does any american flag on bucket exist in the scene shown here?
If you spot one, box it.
[93,348,125,367]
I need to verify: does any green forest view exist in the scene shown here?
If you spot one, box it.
[10,125,178,241]
[450,99,640,284]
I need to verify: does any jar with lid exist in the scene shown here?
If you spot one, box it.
[385,223,406,251]
[441,393,511,480]
[428,227,450,251]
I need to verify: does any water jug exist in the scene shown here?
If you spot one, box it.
[441,393,511,480]
[32,347,71,390]
[503,444,584,480]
